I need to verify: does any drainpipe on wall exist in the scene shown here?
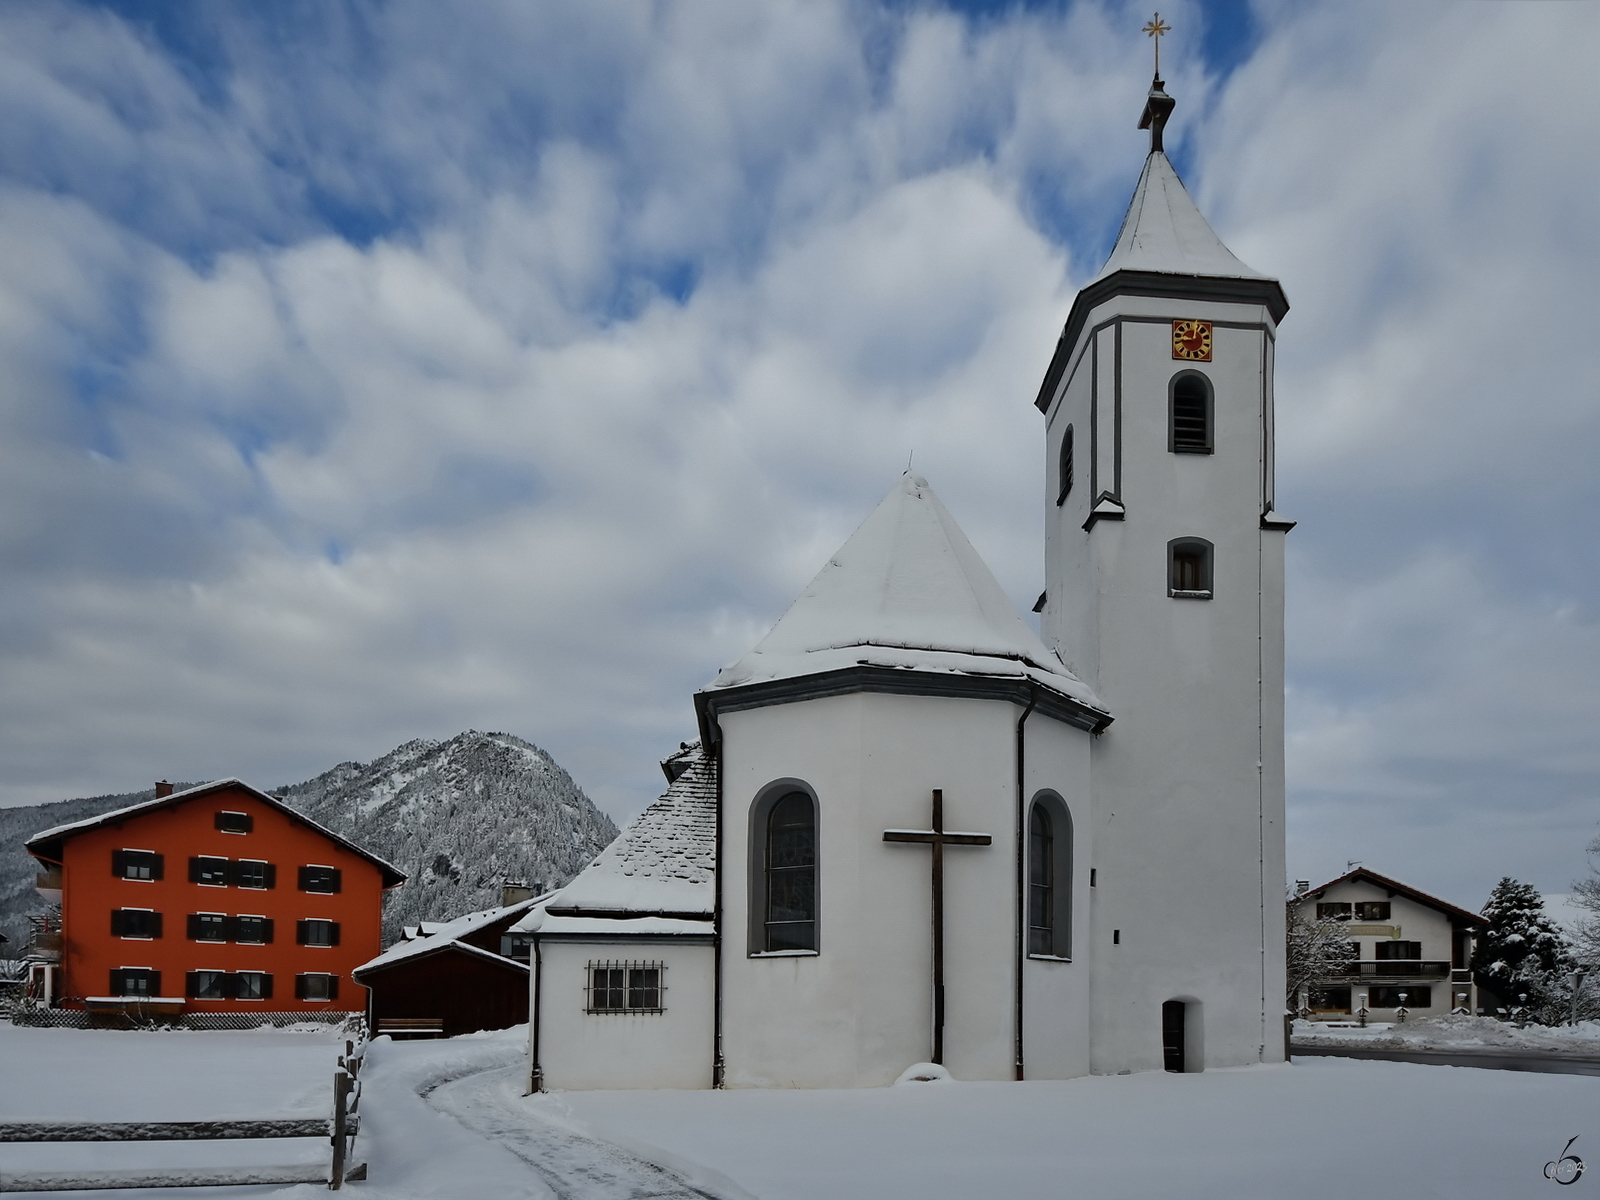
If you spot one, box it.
[528,939,544,1094]
[1014,683,1038,1082]
[711,726,726,1089]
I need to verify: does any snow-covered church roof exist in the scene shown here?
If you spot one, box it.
[530,742,716,920]
[706,473,1104,715]
[1092,150,1271,284]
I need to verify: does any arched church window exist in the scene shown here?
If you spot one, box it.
[1056,425,1074,505]
[1170,372,1213,454]
[762,790,817,952]
[1168,538,1213,599]
[1028,792,1073,958]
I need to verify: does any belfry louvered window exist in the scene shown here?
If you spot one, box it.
[1056,424,1074,505]
[1170,372,1212,454]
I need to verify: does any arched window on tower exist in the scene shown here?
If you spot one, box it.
[1056,424,1074,506]
[1170,372,1213,454]
[753,789,817,953]
[1168,537,1214,599]
[1028,793,1073,958]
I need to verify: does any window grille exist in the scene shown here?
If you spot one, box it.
[585,961,665,1014]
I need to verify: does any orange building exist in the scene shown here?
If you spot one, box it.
[26,779,405,1015]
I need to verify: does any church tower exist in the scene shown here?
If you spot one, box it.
[1034,75,1292,1071]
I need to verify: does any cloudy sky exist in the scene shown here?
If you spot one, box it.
[2,0,1595,911]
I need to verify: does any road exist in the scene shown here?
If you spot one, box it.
[1292,1042,1600,1077]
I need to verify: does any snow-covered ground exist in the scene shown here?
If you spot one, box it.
[4,1023,1599,1199]
[1293,1014,1600,1053]
[0,1023,342,1192]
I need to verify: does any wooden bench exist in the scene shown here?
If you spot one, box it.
[377,1017,445,1038]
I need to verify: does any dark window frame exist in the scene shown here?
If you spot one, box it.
[748,786,818,954]
[1169,370,1214,455]
[110,908,162,939]
[1168,537,1214,599]
[296,918,340,947]
[295,973,340,1002]
[1317,902,1353,922]
[190,856,230,887]
[1056,424,1075,505]
[585,961,664,1014]
[110,967,161,997]
[298,865,342,894]
[1354,901,1392,921]
[233,971,272,1001]
[231,859,273,890]
[234,915,274,945]
[186,969,230,1000]
[1027,792,1074,960]
[188,912,229,943]
[215,811,253,835]
[113,849,163,882]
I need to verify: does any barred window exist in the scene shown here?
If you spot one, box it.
[586,961,664,1014]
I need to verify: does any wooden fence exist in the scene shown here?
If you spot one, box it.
[0,1038,366,1192]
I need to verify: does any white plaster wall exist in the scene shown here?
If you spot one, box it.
[533,941,714,1090]
[718,691,1093,1088]
[1042,294,1287,1074]
[1020,715,1094,1080]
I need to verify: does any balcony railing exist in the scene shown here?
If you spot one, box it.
[1327,961,1452,981]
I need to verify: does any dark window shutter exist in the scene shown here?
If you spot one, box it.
[264,863,277,889]
[259,973,273,1000]
[187,914,202,940]
[224,916,239,942]
[112,850,127,877]
[219,972,237,999]
[297,866,310,891]
[327,974,339,1000]
[329,868,342,894]
[151,912,163,939]
[110,910,125,937]
[189,857,204,883]
[296,919,310,945]
[261,918,274,944]
[151,854,163,881]
[226,860,241,886]
[149,970,161,996]
[329,922,340,947]
[109,969,123,994]
[294,974,309,1000]
[186,971,201,998]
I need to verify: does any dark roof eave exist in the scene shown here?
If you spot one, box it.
[695,663,1111,749]
[1034,270,1291,415]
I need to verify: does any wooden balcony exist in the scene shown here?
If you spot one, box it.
[1326,960,1452,981]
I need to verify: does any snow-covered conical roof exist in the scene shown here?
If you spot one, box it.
[707,473,1102,712]
[1093,150,1270,284]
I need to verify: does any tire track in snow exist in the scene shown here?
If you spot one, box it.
[425,1066,721,1200]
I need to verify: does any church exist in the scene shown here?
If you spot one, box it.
[514,72,1291,1089]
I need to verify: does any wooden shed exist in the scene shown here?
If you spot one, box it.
[354,895,536,1038]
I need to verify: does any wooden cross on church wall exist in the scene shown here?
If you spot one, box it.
[883,789,992,1065]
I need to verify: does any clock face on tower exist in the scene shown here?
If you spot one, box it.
[1172,319,1213,362]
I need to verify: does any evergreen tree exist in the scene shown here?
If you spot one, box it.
[1470,877,1572,1019]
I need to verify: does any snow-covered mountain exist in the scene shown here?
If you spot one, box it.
[0,731,619,950]
[274,731,618,942]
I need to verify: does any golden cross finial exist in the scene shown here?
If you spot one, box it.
[1143,12,1171,77]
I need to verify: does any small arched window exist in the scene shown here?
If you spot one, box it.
[1168,537,1213,599]
[1028,792,1073,958]
[760,790,817,952]
[1170,372,1213,454]
[1056,425,1074,505]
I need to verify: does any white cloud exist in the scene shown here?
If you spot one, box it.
[0,1,1594,915]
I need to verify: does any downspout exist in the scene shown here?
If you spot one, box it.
[1014,683,1038,1081]
[529,937,544,1094]
[711,720,726,1089]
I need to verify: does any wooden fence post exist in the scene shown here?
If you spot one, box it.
[329,1071,351,1190]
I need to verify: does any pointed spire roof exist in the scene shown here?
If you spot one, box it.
[705,474,1103,716]
[1092,150,1269,284]
[1033,80,1288,413]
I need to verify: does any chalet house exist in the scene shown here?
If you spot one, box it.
[26,779,405,1016]
[354,886,541,1037]
[1295,868,1486,1017]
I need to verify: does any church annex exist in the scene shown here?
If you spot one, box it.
[516,73,1291,1089]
